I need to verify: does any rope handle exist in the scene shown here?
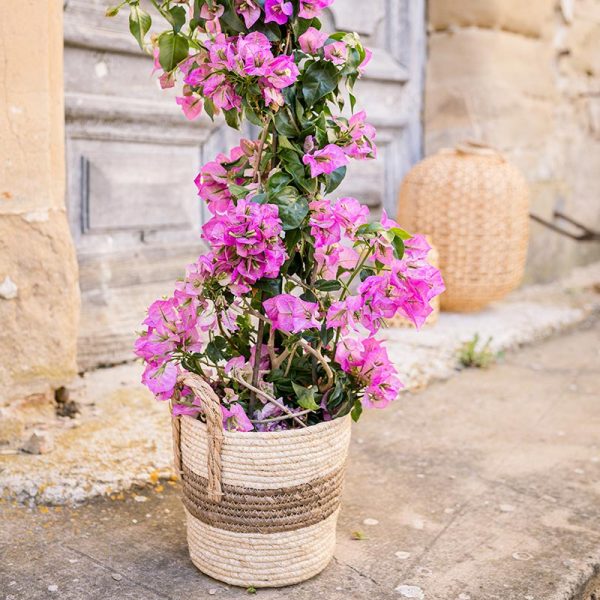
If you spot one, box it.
[172,372,224,503]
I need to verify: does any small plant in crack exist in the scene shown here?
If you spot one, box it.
[458,334,496,369]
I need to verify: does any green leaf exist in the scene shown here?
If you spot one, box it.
[278,149,317,195]
[351,399,363,422]
[392,236,405,260]
[158,31,189,71]
[129,5,152,50]
[223,107,240,130]
[228,183,249,199]
[324,166,346,193]
[204,97,216,120]
[356,222,384,236]
[301,61,340,106]
[269,186,309,230]
[284,227,302,256]
[254,277,282,299]
[274,107,301,137]
[292,383,320,411]
[267,171,292,193]
[390,226,412,240]
[206,336,228,363]
[349,92,357,112]
[166,6,187,33]
[221,3,248,32]
[249,192,268,205]
[314,279,342,292]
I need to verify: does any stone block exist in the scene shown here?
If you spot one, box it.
[22,431,55,455]
[0,212,79,405]
[566,17,600,77]
[0,410,24,445]
[427,29,555,100]
[429,0,555,39]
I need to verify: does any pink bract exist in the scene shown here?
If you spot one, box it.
[263,294,320,333]
[302,143,348,178]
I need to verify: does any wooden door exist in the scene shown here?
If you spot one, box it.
[63,0,425,369]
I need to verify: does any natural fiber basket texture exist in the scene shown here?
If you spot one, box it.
[397,142,529,312]
[388,237,440,328]
[172,373,352,588]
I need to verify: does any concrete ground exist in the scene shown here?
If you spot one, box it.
[2,318,599,600]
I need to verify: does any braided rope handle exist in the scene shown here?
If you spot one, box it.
[173,372,224,503]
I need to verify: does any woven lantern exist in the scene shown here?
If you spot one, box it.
[389,237,440,328]
[397,142,529,312]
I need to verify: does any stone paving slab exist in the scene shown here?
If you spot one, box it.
[0,262,599,505]
[1,319,599,599]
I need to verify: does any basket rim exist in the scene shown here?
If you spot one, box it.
[179,411,351,441]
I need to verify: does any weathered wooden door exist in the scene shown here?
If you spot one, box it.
[63,0,425,369]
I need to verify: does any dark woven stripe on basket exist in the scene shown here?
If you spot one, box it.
[181,463,345,534]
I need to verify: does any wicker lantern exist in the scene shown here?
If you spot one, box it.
[397,141,529,312]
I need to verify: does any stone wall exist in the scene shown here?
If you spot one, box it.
[0,1,80,423]
[425,0,600,282]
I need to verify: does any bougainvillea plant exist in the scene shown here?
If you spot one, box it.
[109,0,444,431]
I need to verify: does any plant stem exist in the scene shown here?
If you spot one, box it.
[250,409,313,425]
[232,374,307,428]
[249,293,265,415]
[252,119,271,184]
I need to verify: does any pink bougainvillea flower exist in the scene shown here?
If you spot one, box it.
[262,86,285,109]
[200,3,225,33]
[403,234,432,262]
[176,95,203,120]
[326,295,364,332]
[298,0,333,19]
[324,41,347,65]
[263,55,299,89]
[264,0,293,24]
[299,27,328,53]
[141,361,178,396]
[222,403,254,432]
[302,143,348,178]
[234,0,261,27]
[309,199,341,247]
[263,294,320,333]
[202,199,287,293]
[335,336,402,408]
[341,110,377,159]
[315,243,360,278]
[358,270,411,333]
[363,374,403,409]
[334,197,369,238]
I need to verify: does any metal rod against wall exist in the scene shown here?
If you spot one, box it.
[530,211,600,242]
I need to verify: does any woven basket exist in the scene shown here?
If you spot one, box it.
[388,237,440,328]
[397,141,529,312]
[171,373,352,588]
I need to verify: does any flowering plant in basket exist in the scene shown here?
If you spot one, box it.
[111,0,445,432]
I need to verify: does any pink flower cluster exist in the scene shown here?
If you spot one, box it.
[264,294,320,333]
[202,199,287,294]
[195,140,257,215]
[309,196,369,247]
[177,32,299,117]
[335,337,402,408]
[324,234,445,333]
[302,112,377,177]
[134,261,216,399]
